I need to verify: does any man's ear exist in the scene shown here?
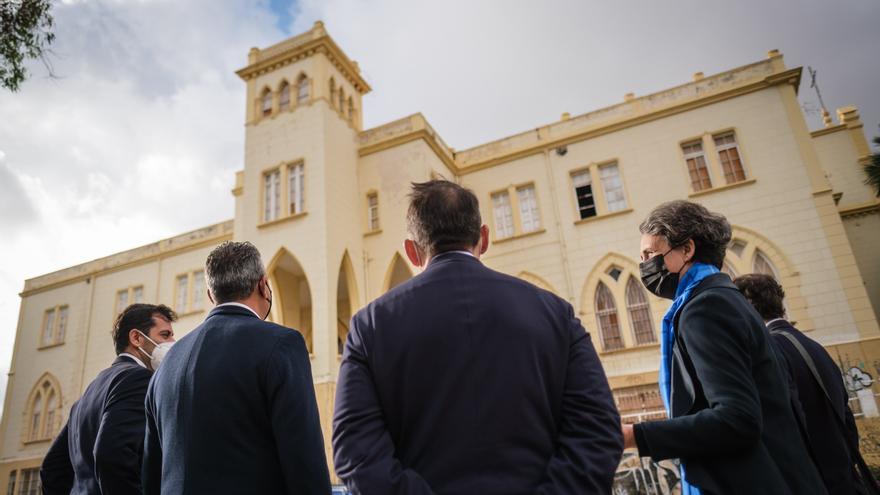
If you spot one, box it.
[404,239,423,267]
[477,225,490,256]
[128,328,142,348]
[207,289,215,305]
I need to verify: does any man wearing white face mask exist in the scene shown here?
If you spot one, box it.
[40,303,177,495]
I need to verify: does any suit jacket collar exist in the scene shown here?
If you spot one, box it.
[766,318,795,333]
[688,272,737,298]
[206,303,261,320]
[425,251,481,272]
[114,354,141,367]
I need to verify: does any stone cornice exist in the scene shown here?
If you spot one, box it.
[21,220,234,297]
[236,23,370,94]
[840,200,880,219]
[358,61,803,176]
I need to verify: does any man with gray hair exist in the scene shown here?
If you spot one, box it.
[142,241,330,495]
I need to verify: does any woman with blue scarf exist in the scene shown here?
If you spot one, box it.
[621,200,826,495]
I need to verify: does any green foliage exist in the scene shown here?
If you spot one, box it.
[0,0,55,92]
[867,132,880,198]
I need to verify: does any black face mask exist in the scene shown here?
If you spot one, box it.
[639,249,679,300]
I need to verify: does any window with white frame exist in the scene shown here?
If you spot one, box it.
[517,184,541,233]
[714,132,746,184]
[682,141,712,191]
[572,170,597,219]
[367,192,379,231]
[599,163,627,212]
[264,169,281,222]
[288,162,304,215]
[40,306,68,348]
[115,286,144,315]
[175,270,206,314]
[491,191,515,239]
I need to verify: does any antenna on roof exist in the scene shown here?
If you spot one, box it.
[808,66,832,127]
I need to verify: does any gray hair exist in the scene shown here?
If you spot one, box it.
[205,241,266,303]
[639,200,732,269]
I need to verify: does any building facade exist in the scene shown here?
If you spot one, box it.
[1,21,878,491]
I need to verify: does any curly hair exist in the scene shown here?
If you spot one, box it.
[639,200,732,269]
[733,273,786,320]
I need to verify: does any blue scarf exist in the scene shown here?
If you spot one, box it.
[658,262,719,495]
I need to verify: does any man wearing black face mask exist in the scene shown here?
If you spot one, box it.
[142,241,331,495]
[622,200,826,495]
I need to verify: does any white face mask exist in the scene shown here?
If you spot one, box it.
[136,330,174,369]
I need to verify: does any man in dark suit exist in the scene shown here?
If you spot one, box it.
[40,303,177,494]
[735,273,875,495]
[142,241,330,495]
[333,180,623,494]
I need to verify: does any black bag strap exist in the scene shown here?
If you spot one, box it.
[770,328,880,494]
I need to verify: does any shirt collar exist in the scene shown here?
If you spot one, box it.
[215,302,262,319]
[765,317,787,327]
[119,352,148,369]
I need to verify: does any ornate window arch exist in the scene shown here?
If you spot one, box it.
[625,276,656,345]
[595,282,623,351]
[296,73,310,104]
[278,80,291,111]
[23,373,62,443]
[337,87,345,113]
[581,252,662,352]
[259,87,273,118]
[723,225,810,329]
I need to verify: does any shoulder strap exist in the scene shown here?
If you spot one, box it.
[771,329,845,424]
[770,328,880,494]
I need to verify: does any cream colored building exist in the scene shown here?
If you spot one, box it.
[2,21,879,491]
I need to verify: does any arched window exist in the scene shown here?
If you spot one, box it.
[347,97,354,120]
[25,375,62,442]
[329,78,336,108]
[595,282,623,351]
[29,394,42,442]
[625,277,656,345]
[338,87,345,113]
[753,250,778,279]
[296,75,310,104]
[278,81,290,111]
[260,88,272,117]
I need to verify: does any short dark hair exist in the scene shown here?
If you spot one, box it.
[112,304,177,355]
[205,241,265,303]
[639,200,732,269]
[406,180,482,255]
[733,273,786,320]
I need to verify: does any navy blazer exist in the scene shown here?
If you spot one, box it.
[333,252,623,495]
[142,304,331,495]
[634,274,826,494]
[41,355,152,495]
[769,318,859,495]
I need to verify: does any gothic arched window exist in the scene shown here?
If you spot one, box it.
[595,282,623,351]
[260,88,273,117]
[278,81,291,111]
[25,375,62,442]
[296,74,310,104]
[625,277,656,345]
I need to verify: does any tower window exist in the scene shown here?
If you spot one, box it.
[261,89,272,117]
[297,75,310,104]
[279,82,290,111]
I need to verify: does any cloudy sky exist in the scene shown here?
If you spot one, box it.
[0,0,878,407]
